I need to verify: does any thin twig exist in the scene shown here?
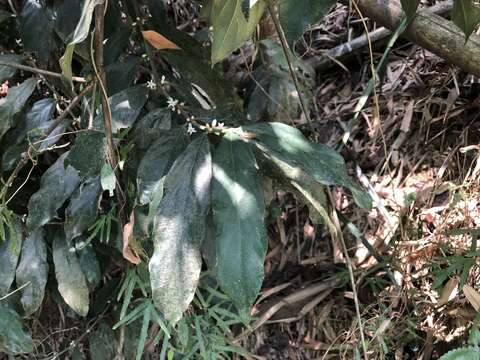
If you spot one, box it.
[93,1,127,226]
[267,1,312,124]
[0,82,95,201]
[0,61,86,83]
[327,188,368,360]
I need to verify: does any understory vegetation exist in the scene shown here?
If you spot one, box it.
[1,0,480,359]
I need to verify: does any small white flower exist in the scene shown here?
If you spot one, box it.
[146,79,157,90]
[187,123,197,135]
[160,75,166,85]
[121,11,127,20]
[15,39,22,45]
[211,119,225,130]
[167,97,179,110]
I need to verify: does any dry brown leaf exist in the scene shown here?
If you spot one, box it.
[438,277,458,306]
[122,211,141,265]
[463,284,480,311]
[141,30,181,50]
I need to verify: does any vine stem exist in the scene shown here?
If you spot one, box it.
[0,82,95,202]
[266,1,312,124]
[93,1,127,226]
[0,61,86,83]
[327,189,368,360]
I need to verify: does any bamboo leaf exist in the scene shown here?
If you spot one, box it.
[451,0,480,41]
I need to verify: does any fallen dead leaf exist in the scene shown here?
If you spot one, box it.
[438,277,458,306]
[142,30,181,50]
[122,211,141,265]
[463,284,480,311]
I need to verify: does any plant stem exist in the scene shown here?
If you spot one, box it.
[93,3,127,224]
[266,1,312,124]
[0,61,86,83]
[327,189,368,360]
[0,82,95,202]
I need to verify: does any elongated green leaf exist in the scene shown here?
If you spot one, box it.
[94,86,149,133]
[0,54,24,82]
[451,0,480,41]
[0,78,37,140]
[241,122,371,209]
[137,129,188,205]
[64,176,102,243]
[149,135,212,323]
[0,303,34,355]
[20,0,56,62]
[53,230,89,317]
[2,98,57,170]
[131,108,172,150]
[106,56,140,95]
[0,215,22,297]
[211,0,265,63]
[401,0,420,18]
[60,0,104,83]
[27,152,81,232]
[78,244,101,289]
[67,131,106,178]
[212,133,267,310]
[279,0,335,46]
[290,179,335,235]
[15,228,48,316]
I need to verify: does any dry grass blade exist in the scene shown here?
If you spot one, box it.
[463,285,480,311]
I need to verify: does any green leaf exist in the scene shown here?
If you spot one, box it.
[131,108,171,150]
[212,133,267,310]
[100,163,116,196]
[137,128,189,205]
[149,135,212,323]
[20,0,56,62]
[0,215,22,297]
[67,131,106,178]
[78,244,101,289]
[210,0,266,63]
[64,176,102,243]
[242,122,371,209]
[438,347,480,360]
[451,0,480,41]
[94,86,149,133]
[0,54,24,82]
[0,303,34,355]
[0,9,11,24]
[15,228,48,316]
[89,321,118,360]
[290,179,336,235]
[53,230,90,317]
[0,78,37,140]
[401,0,420,18]
[279,0,335,46]
[106,56,141,96]
[60,0,104,83]
[27,153,81,232]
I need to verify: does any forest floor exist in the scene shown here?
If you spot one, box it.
[238,2,480,359]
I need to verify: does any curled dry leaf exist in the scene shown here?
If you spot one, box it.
[463,284,480,311]
[141,30,181,50]
[438,277,459,306]
[122,211,141,265]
